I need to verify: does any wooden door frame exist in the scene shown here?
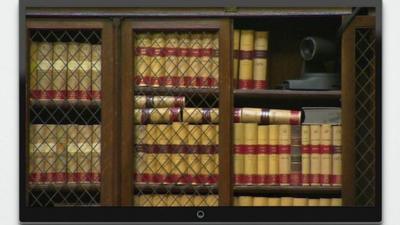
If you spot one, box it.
[24,18,119,206]
[120,18,233,206]
[341,15,376,206]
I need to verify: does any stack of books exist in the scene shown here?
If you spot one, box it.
[233,196,342,206]
[30,42,101,102]
[134,32,219,88]
[134,194,218,207]
[234,29,269,89]
[234,123,342,186]
[29,124,101,185]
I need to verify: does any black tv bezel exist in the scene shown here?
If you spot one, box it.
[19,0,382,223]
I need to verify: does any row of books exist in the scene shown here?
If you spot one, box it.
[134,107,301,125]
[134,123,219,184]
[29,124,101,184]
[234,123,341,186]
[234,196,342,206]
[30,42,101,102]
[134,194,218,207]
[134,32,219,88]
[234,30,269,89]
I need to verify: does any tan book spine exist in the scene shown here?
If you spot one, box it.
[253,31,269,89]
[268,125,279,185]
[320,124,332,186]
[134,96,185,108]
[238,196,253,206]
[234,123,245,185]
[187,33,201,88]
[169,122,188,184]
[278,125,291,186]
[205,195,218,207]
[78,43,92,102]
[145,124,159,183]
[200,124,217,184]
[30,42,39,99]
[269,109,302,125]
[330,198,342,206]
[310,125,321,186]
[238,30,254,89]
[187,125,201,184]
[301,125,311,186]
[332,125,342,186]
[268,198,281,206]
[308,199,320,206]
[134,125,147,183]
[319,198,331,206]
[182,108,219,124]
[243,123,258,184]
[165,33,179,87]
[77,125,92,183]
[42,125,56,184]
[134,107,181,124]
[233,108,302,125]
[91,44,102,101]
[54,125,67,183]
[154,124,172,184]
[92,125,101,184]
[150,33,166,86]
[256,125,269,185]
[37,42,53,100]
[134,33,151,86]
[177,33,190,87]
[293,198,308,206]
[290,125,302,185]
[194,195,206,207]
[281,197,294,206]
[198,33,213,88]
[29,125,41,183]
[233,107,266,124]
[212,125,219,183]
[233,30,240,87]
[253,197,268,206]
[67,42,80,101]
[52,42,67,101]
[67,125,79,183]
[179,194,193,207]
[210,33,219,88]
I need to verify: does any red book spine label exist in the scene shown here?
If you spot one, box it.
[254,80,267,89]
[331,175,341,185]
[278,145,290,184]
[238,80,254,89]
[67,90,80,101]
[53,91,67,100]
[290,172,301,185]
[268,145,278,185]
[91,90,101,101]
[290,110,302,125]
[78,90,92,101]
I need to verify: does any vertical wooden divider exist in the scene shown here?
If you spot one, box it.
[101,19,121,206]
[341,18,356,206]
[341,16,376,207]
[120,20,134,206]
[218,19,233,206]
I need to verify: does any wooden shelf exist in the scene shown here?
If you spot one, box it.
[234,89,341,101]
[134,86,219,96]
[29,183,100,192]
[234,185,341,196]
[134,184,218,195]
[30,99,101,110]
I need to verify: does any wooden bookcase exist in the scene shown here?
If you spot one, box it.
[23,8,377,208]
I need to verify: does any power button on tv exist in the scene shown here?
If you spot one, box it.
[196,210,205,219]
